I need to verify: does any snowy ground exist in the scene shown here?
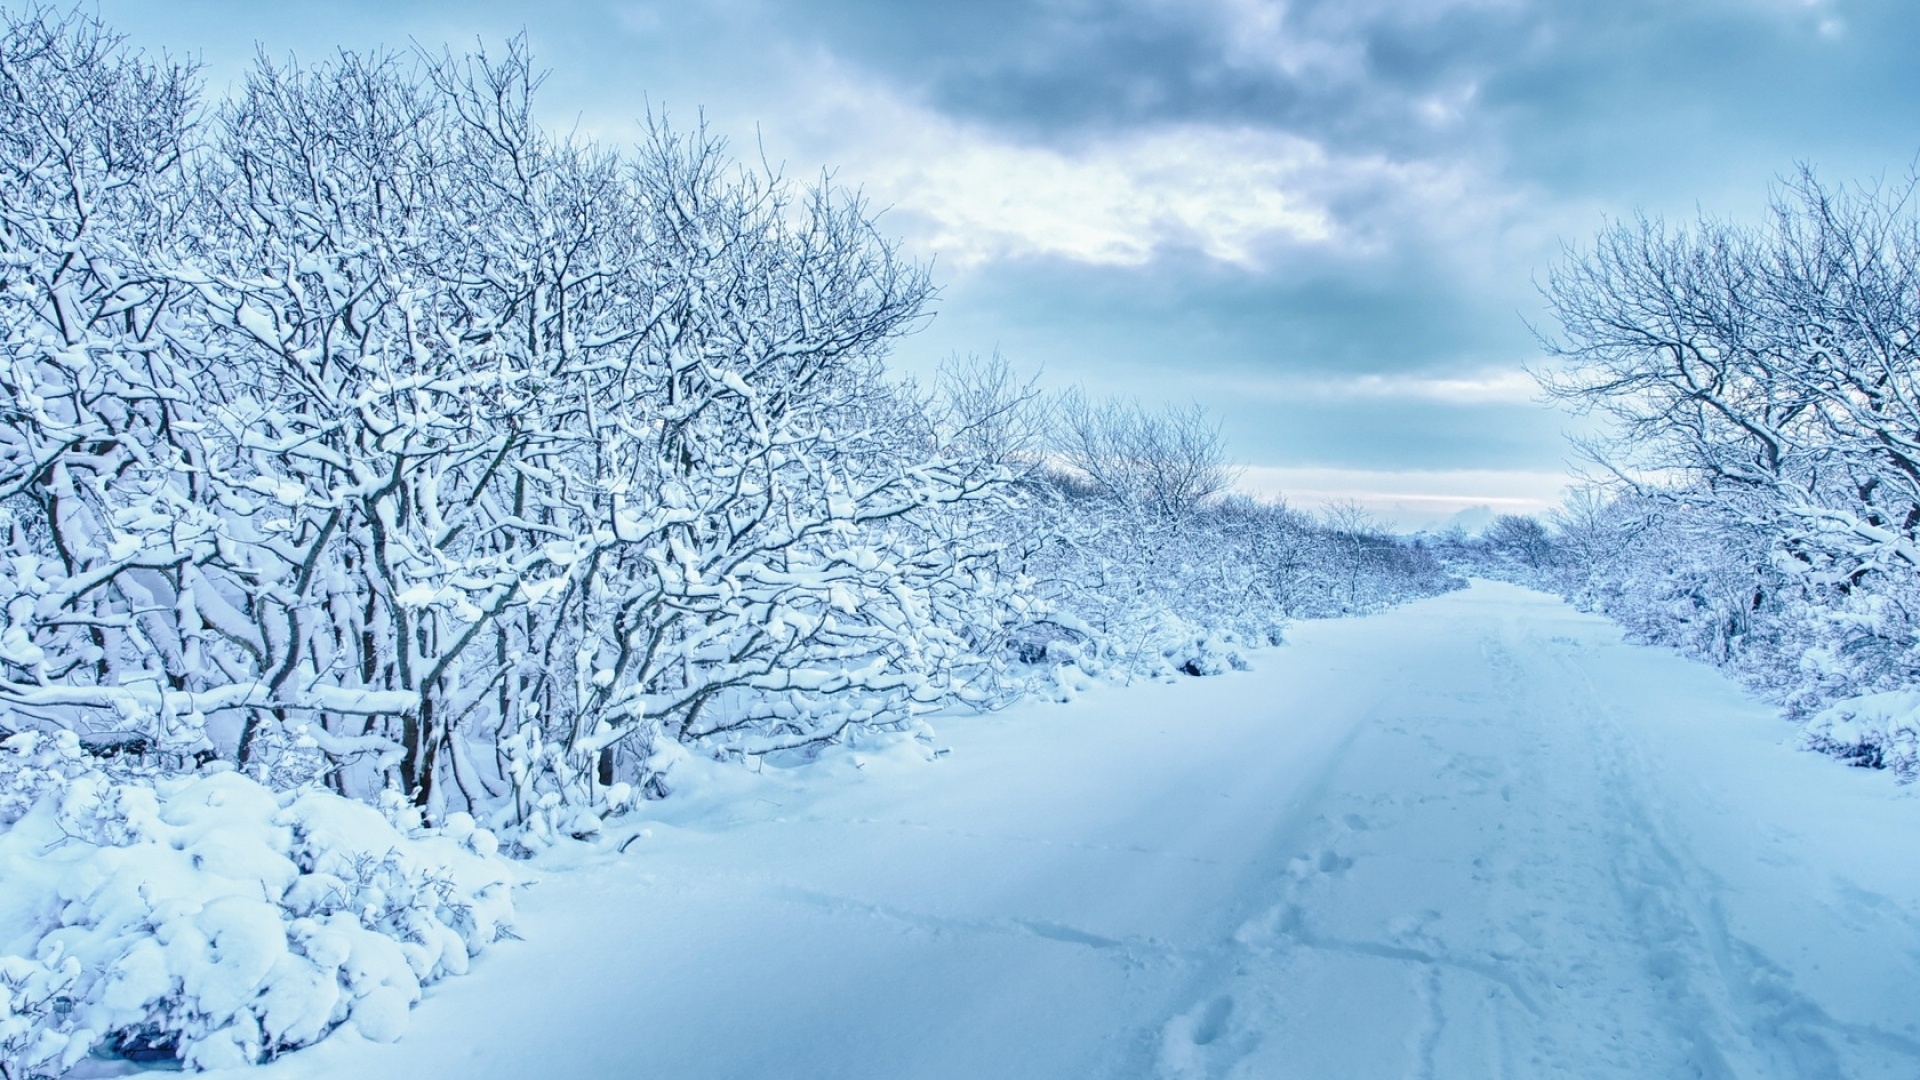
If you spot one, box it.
[218,581,1920,1079]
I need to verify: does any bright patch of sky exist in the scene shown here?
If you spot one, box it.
[92,0,1920,528]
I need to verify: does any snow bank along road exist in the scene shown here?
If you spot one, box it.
[233,581,1920,1079]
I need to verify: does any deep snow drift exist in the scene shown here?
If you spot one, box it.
[214,581,1920,1079]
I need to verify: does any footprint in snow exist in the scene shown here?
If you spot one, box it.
[1156,995,1254,1080]
[1288,846,1355,879]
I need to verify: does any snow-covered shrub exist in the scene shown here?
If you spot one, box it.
[494,723,643,852]
[0,732,516,1074]
[1800,691,1920,778]
[0,948,84,1079]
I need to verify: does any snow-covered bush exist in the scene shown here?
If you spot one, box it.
[1800,691,1920,778]
[0,731,515,1074]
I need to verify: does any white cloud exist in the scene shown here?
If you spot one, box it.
[1189,367,1541,405]
[1236,465,1571,529]
[773,62,1481,270]
[871,124,1336,267]
[1298,369,1540,404]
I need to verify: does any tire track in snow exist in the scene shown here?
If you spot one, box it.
[1539,631,1920,1077]
[1484,628,1756,1077]
[766,883,1182,962]
[1411,964,1445,1080]
[1150,597,1831,1078]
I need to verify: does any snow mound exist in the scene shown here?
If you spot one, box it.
[0,732,518,1075]
[1037,615,1260,691]
[1800,691,1920,779]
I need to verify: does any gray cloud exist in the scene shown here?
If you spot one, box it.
[740,0,1521,149]
[731,0,1920,209]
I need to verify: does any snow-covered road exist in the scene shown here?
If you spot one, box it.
[239,581,1920,1079]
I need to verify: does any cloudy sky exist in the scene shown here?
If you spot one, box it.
[94,0,1920,527]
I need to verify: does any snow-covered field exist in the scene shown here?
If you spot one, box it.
[217,581,1920,1079]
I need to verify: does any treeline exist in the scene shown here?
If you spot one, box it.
[1448,168,1920,779]
[0,8,1456,834]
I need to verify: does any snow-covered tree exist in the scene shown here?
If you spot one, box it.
[0,9,212,760]
[1535,170,1920,774]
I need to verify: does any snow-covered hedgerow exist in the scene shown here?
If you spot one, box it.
[0,8,1042,821]
[0,5,1460,840]
[976,391,1458,698]
[0,731,515,1076]
[1499,167,1920,780]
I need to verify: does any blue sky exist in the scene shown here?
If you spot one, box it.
[91,0,1920,526]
